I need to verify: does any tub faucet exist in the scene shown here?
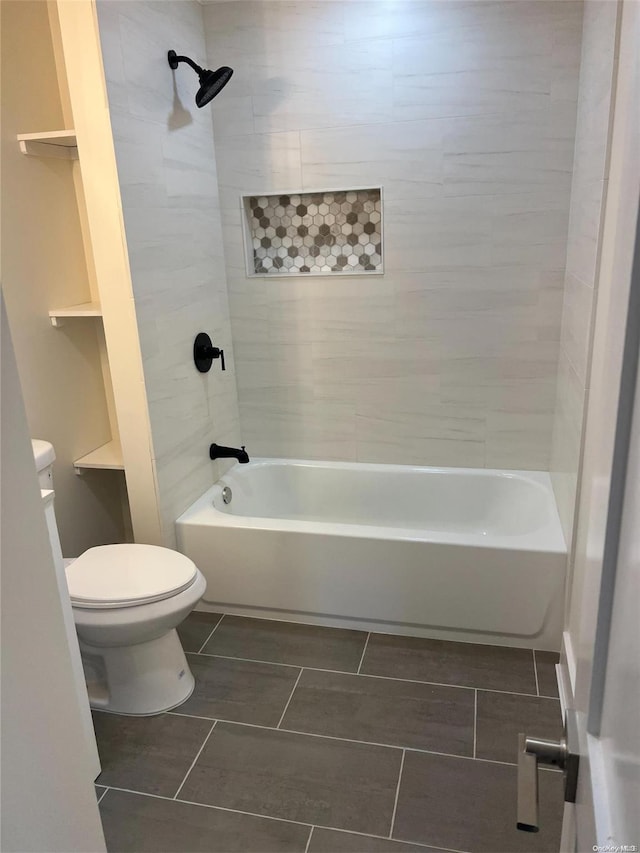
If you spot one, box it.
[209,443,249,463]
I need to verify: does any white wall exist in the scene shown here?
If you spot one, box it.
[204,0,582,468]
[0,298,106,853]
[550,0,620,548]
[1,0,126,556]
[96,0,241,547]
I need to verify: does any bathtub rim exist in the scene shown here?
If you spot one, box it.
[176,458,567,555]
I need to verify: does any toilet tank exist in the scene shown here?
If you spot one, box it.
[32,439,56,489]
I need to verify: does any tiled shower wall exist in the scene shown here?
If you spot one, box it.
[204,0,583,467]
[550,0,619,548]
[97,0,241,547]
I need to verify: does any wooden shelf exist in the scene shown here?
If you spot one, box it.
[74,440,124,474]
[49,302,102,327]
[18,130,78,159]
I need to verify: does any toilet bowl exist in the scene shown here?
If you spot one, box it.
[32,439,206,716]
[67,544,206,715]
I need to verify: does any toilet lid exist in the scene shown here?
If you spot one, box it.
[65,544,198,609]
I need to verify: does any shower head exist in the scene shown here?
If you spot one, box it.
[167,49,233,108]
[195,66,234,108]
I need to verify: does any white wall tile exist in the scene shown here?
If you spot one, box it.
[485,412,555,470]
[355,410,486,468]
[98,0,241,546]
[300,121,444,199]
[204,0,583,471]
[550,349,585,545]
[214,130,302,209]
[205,1,345,57]
[559,273,595,385]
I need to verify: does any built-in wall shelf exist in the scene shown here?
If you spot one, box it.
[243,188,383,277]
[49,302,102,327]
[74,440,124,475]
[17,130,78,159]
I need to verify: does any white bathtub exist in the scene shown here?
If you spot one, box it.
[176,459,567,650]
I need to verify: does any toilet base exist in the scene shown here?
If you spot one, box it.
[80,628,195,715]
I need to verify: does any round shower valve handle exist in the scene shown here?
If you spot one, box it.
[194,332,225,372]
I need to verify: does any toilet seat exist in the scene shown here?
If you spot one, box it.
[65,544,198,609]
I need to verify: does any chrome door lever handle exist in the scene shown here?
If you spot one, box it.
[517,710,579,833]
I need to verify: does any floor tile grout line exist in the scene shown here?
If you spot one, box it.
[277,668,304,728]
[173,720,217,801]
[356,632,371,674]
[165,713,528,767]
[473,689,477,759]
[193,651,300,670]
[196,614,226,654]
[311,824,469,853]
[96,787,110,805]
[388,748,406,839]
[192,610,557,660]
[304,826,314,853]
[532,649,540,696]
[190,650,558,699]
[188,609,550,661]
[101,784,459,849]
[105,784,313,828]
[197,609,371,638]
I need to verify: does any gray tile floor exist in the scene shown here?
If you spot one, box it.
[96,614,564,853]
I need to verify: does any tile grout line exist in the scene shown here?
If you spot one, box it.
[473,689,477,759]
[305,823,466,853]
[304,826,314,853]
[277,668,304,728]
[102,784,464,849]
[190,650,559,699]
[388,749,406,839]
[356,632,371,674]
[96,787,109,805]
[532,649,540,696]
[189,609,553,663]
[164,713,557,769]
[173,720,217,801]
[314,825,469,853]
[196,614,226,654]
[193,651,300,670]
[106,785,313,828]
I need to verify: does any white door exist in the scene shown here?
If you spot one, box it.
[519,2,640,848]
[1,299,106,852]
[580,331,640,848]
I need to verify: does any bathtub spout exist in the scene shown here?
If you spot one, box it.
[209,443,249,463]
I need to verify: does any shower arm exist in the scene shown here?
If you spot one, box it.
[168,50,205,78]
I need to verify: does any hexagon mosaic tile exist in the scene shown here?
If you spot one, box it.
[245,189,382,275]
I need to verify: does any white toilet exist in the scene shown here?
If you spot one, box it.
[32,439,206,716]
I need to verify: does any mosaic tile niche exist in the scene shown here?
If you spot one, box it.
[245,189,382,275]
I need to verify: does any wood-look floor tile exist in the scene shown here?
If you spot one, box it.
[393,751,563,852]
[534,651,560,698]
[93,711,212,797]
[203,616,368,671]
[100,789,309,852]
[309,827,447,852]
[361,634,537,694]
[176,611,223,653]
[179,721,402,836]
[476,691,562,764]
[178,653,300,726]
[281,669,474,754]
